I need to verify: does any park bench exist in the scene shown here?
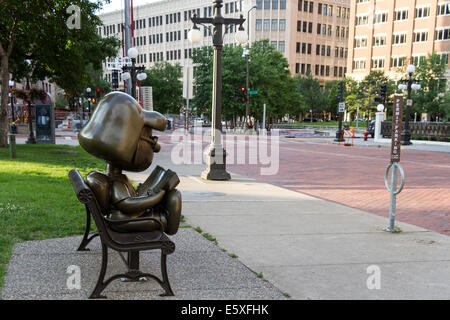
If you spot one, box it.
[68,169,175,299]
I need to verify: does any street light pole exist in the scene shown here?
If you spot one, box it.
[25,75,36,144]
[8,80,15,126]
[398,64,421,146]
[189,0,247,180]
[121,47,145,100]
[245,5,257,131]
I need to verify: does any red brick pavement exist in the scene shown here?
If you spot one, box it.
[159,133,450,235]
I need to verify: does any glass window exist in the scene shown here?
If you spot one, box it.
[279,19,286,31]
[280,0,286,9]
[264,19,270,30]
[272,0,278,9]
[256,19,262,30]
[256,0,262,9]
[271,41,277,47]
[272,19,278,30]
[264,0,270,9]
[279,41,285,52]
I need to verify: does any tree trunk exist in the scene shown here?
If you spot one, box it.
[0,54,10,148]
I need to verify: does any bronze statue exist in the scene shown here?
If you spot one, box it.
[78,91,181,235]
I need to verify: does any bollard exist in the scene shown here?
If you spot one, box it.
[9,134,17,159]
[383,162,405,232]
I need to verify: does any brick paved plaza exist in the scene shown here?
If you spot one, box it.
[157,132,450,236]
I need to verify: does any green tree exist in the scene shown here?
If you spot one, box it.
[0,0,119,147]
[141,61,183,114]
[191,46,213,117]
[248,40,300,124]
[345,72,395,120]
[411,53,448,119]
[293,72,327,120]
[192,40,299,126]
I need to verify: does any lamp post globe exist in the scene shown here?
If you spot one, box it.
[86,87,91,94]
[377,104,384,112]
[136,73,147,81]
[121,72,131,81]
[406,64,416,75]
[188,28,202,44]
[235,30,248,45]
[127,47,138,59]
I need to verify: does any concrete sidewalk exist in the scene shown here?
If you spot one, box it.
[3,143,450,300]
[126,152,450,299]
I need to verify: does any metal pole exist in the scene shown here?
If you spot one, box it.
[201,0,231,181]
[124,0,132,96]
[25,77,36,144]
[262,103,266,130]
[10,91,15,124]
[401,73,413,145]
[131,58,137,99]
[185,65,190,134]
[245,5,256,131]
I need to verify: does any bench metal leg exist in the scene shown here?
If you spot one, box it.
[89,243,108,299]
[77,206,99,251]
[89,242,176,299]
[160,252,174,296]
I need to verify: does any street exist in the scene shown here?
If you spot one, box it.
[156,132,450,236]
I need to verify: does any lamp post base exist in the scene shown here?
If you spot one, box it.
[334,130,344,142]
[26,135,36,144]
[401,132,412,146]
[201,145,231,181]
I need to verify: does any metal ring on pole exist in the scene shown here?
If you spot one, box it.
[384,162,405,195]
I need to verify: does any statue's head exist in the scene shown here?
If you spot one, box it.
[79,91,166,172]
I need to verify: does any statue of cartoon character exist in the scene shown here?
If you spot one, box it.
[78,91,181,235]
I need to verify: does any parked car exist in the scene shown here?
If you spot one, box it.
[367,120,375,138]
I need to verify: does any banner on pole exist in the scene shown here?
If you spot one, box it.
[391,95,403,163]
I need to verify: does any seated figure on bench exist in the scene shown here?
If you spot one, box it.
[78,92,181,235]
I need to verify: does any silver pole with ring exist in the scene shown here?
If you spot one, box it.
[383,162,405,232]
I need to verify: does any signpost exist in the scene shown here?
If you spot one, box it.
[384,95,405,232]
[338,102,346,113]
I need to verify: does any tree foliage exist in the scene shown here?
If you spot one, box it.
[411,53,448,118]
[141,61,183,114]
[0,0,119,147]
[191,40,300,125]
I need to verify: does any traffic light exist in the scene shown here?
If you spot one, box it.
[91,98,97,104]
[380,84,387,103]
[96,88,101,98]
[234,87,246,103]
[111,70,119,90]
[335,81,344,101]
[240,86,246,103]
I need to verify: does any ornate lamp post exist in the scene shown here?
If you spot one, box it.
[121,47,146,100]
[397,64,421,145]
[244,4,257,131]
[86,87,92,117]
[136,72,147,105]
[188,0,247,180]
[8,80,15,127]
[25,59,36,144]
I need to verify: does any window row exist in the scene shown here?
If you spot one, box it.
[270,40,285,52]
[256,19,286,31]
[224,1,243,14]
[256,0,287,10]
[297,63,345,78]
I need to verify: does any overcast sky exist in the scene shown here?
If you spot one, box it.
[98,0,160,13]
